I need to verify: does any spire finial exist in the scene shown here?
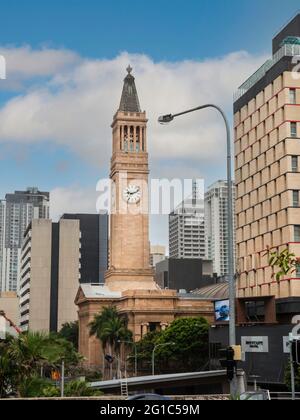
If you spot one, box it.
[126,65,133,75]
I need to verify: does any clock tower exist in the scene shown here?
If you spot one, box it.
[105,67,157,292]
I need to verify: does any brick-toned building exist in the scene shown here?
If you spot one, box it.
[234,14,300,304]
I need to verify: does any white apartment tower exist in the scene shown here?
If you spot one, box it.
[0,188,50,292]
[205,181,236,277]
[169,182,206,259]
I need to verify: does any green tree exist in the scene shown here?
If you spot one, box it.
[0,331,83,398]
[0,338,18,398]
[89,307,132,379]
[156,317,210,373]
[285,363,300,392]
[268,248,300,282]
[64,380,103,397]
[18,376,53,398]
[7,332,82,379]
[59,322,79,350]
[134,318,210,375]
[136,331,161,362]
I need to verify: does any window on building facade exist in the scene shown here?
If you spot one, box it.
[292,156,299,173]
[290,89,297,105]
[294,225,300,242]
[293,191,300,208]
[291,122,297,138]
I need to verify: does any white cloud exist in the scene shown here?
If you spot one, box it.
[50,186,98,221]
[0,45,80,80]
[0,48,267,169]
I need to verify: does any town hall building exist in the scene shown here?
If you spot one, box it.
[75,68,214,368]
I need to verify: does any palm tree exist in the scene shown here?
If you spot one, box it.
[89,307,132,379]
[8,332,50,378]
[3,331,82,397]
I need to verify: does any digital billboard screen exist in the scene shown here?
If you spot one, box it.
[214,299,230,322]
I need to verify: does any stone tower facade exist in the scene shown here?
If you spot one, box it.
[105,67,157,292]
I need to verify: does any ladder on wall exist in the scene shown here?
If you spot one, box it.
[120,372,129,398]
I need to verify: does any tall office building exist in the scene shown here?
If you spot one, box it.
[62,213,108,284]
[205,181,236,277]
[150,245,166,268]
[234,14,300,300]
[0,201,6,292]
[19,219,81,333]
[0,188,50,293]
[19,213,109,333]
[169,183,206,259]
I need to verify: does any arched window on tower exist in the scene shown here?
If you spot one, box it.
[130,126,134,152]
[136,127,141,152]
[141,128,145,151]
[124,126,128,152]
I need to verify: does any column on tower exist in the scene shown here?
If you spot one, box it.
[136,127,140,152]
[133,126,137,152]
[124,126,128,152]
[120,125,124,151]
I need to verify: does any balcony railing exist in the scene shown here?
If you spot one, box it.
[234,44,300,101]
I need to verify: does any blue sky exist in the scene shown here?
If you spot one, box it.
[1,0,299,60]
[0,0,299,246]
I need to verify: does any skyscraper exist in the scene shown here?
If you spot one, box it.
[169,182,206,259]
[150,245,166,268]
[19,219,80,333]
[0,188,50,292]
[61,213,108,284]
[234,14,300,300]
[205,180,236,277]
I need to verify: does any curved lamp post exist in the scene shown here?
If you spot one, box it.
[159,105,236,391]
[118,340,138,377]
[152,342,175,376]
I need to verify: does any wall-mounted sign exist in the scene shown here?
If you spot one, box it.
[241,337,269,353]
[283,337,291,354]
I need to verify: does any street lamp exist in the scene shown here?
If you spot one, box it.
[158,104,236,392]
[118,340,138,377]
[152,342,175,376]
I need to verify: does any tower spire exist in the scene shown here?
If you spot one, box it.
[119,66,142,113]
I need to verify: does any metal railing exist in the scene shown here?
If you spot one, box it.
[234,44,300,101]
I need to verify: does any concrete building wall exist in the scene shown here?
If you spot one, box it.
[0,291,19,325]
[20,219,52,332]
[57,219,81,329]
[20,218,81,333]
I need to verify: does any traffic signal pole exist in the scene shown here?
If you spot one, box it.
[290,342,296,401]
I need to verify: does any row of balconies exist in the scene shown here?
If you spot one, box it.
[237,225,297,258]
[237,199,300,229]
[234,73,300,127]
[237,243,300,274]
[236,155,299,188]
[235,101,299,141]
[236,175,300,214]
[236,168,300,199]
[238,219,297,245]
[236,129,299,173]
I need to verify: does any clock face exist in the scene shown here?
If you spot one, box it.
[123,185,141,204]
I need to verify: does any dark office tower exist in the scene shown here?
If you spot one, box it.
[61,213,108,284]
